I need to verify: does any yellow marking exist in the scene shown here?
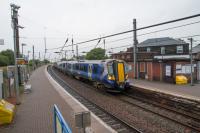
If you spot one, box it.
[118,63,125,82]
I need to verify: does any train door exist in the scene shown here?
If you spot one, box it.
[113,61,125,83]
[117,62,125,82]
[88,64,92,80]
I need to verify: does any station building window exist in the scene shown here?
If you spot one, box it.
[176,45,183,53]
[127,54,131,59]
[147,47,151,52]
[161,47,165,55]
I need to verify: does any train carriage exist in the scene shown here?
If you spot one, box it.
[54,59,131,92]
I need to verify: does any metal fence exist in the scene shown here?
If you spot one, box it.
[53,104,72,133]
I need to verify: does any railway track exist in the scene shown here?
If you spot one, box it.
[127,87,200,118]
[49,65,200,132]
[48,66,142,133]
[120,92,200,132]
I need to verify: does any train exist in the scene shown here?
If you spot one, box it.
[54,59,131,92]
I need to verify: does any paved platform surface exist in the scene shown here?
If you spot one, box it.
[129,79,200,101]
[0,66,114,133]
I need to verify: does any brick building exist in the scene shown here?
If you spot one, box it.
[112,37,199,83]
[193,44,200,81]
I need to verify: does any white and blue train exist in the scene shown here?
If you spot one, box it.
[54,59,131,92]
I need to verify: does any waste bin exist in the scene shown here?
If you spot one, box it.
[176,75,188,85]
[0,100,15,125]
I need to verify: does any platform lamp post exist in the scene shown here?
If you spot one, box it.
[11,3,22,104]
[27,51,31,76]
[188,38,194,86]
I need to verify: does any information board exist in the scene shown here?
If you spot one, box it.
[165,65,171,76]
[16,58,26,65]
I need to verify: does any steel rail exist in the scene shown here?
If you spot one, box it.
[48,66,142,133]
[122,92,200,132]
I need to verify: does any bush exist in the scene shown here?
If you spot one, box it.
[0,55,9,66]
[0,49,14,65]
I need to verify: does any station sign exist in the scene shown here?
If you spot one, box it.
[0,39,4,45]
[16,58,27,65]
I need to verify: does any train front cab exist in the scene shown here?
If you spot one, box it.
[106,60,130,92]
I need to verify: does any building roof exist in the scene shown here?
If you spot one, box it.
[193,44,200,53]
[138,37,187,47]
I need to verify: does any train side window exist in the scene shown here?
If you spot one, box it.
[107,64,114,74]
[93,64,98,74]
[100,65,104,73]
[80,65,84,71]
[84,65,87,72]
[68,64,71,69]
[76,64,79,70]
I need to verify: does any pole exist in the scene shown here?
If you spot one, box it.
[22,44,23,57]
[39,52,41,66]
[11,4,20,104]
[133,19,137,79]
[65,51,67,59]
[15,5,22,85]
[103,39,106,56]
[76,45,79,61]
[32,45,35,70]
[189,38,194,86]
[44,37,47,60]
[72,36,74,58]
[27,51,30,76]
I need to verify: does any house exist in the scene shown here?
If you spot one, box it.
[112,37,198,83]
[193,44,200,81]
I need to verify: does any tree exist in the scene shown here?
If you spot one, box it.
[0,55,9,66]
[85,48,106,60]
[43,59,50,64]
[0,49,14,65]
[61,58,67,61]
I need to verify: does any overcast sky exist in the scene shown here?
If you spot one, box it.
[0,0,200,60]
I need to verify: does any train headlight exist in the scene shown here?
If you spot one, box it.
[108,75,115,80]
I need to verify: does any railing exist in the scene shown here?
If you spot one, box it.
[53,104,72,133]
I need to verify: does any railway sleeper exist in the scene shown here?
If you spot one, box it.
[94,111,104,115]
[111,123,123,130]
[96,114,107,117]
[188,121,200,129]
[106,120,117,124]
[90,108,100,112]
[117,128,129,133]
[101,117,112,121]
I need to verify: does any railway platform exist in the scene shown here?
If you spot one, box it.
[129,79,200,101]
[0,66,115,133]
